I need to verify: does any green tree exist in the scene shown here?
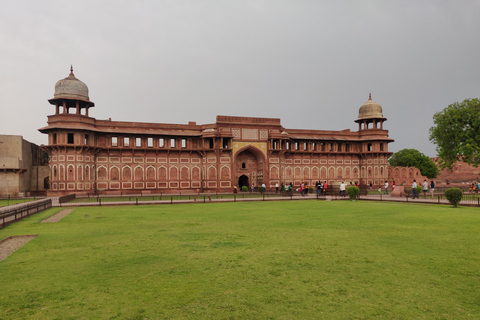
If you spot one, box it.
[388,149,438,179]
[429,98,480,170]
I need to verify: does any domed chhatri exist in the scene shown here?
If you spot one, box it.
[357,93,384,120]
[53,66,91,102]
[48,66,94,116]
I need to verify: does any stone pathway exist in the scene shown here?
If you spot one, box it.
[40,208,75,223]
[0,235,37,262]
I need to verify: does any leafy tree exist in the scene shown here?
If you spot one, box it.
[429,98,480,170]
[388,149,438,179]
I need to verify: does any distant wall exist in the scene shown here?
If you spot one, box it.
[432,157,480,184]
[388,166,428,187]
[0,135,49,196]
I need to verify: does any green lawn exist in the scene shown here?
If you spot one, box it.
[0,199,35,207]
[1,201,480,319]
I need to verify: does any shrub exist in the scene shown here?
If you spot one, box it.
[347,186,360,200]
[444,188,463,207]
[241,186,248,192]
[258,186,265,193]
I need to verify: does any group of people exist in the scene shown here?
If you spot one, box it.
[469,182,480,192]
[315,181,328,195]
[411,179,435,199]
[243,180,437,200]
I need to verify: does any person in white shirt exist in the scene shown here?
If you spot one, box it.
[340,181,347,197]
[384,181,389,194]
[423,180,428,198]
[412,180,417,199]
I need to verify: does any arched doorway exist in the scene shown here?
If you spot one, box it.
[238,175,249,189]
[234,146,265,188]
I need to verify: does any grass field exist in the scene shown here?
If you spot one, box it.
[0,199,35,207]
[1,201,480,319]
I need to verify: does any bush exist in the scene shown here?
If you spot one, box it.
[258,186,265,193]
[444,188,463,207]
[241,186,248,192]
[347,186,360,200]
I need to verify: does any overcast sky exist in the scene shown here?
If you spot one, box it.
[1,0,479,157]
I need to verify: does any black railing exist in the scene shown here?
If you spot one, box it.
[0,199,52,229]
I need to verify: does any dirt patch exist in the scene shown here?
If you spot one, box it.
[41,208,75,223]
[0,235,38,262]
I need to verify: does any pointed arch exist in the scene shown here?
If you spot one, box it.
[158,166,167,180]
[122,166,132,180]
[97,166,107,181]
[134,166,144,181]
[146,165,156,180]
[77,165,84,181]
[181,166,189,180]
[110,166,120,181]
[67,164,75,181]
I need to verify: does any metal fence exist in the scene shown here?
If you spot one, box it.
[61,190,330,206]
[351,192,480,207]
[0,199,52,229]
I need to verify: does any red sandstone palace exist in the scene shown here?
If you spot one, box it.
[39,68,394,196]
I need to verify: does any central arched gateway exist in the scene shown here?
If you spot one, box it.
[238,175,249,189]
[234,146,266,189]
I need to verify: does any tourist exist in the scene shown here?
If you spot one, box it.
[392,181,396,191]
[423,179,428,198]
[324,181,328,195]
[430,180,435,199]
[384,180,389,194]
[316,183,321,195]
[233,186,238,194]
[340,181,347,197]
[412,180,417,199]
[276,183,279,193]
[300,181,305,196]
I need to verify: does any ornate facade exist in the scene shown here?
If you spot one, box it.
[39,68,394,196]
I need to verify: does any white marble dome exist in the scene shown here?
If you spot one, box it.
[53,67,91,102]
[357,94,384,120]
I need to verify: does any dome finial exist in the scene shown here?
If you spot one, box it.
[70,65,74,76]
[369,93,372,100]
